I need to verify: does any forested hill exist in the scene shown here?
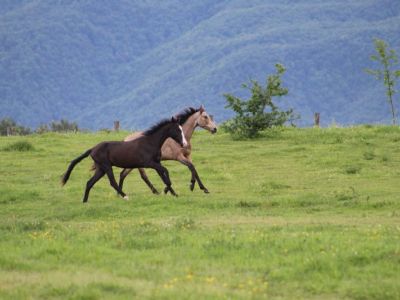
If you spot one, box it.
[1,0,399,130]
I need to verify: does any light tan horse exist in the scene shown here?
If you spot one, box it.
[118,106,217,194]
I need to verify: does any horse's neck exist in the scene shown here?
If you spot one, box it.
[182,112,199,141]
[147,126,171,149]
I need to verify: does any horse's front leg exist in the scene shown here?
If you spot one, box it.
[159,167,178,197]
[151,163,178,197]
[178,156,209,193]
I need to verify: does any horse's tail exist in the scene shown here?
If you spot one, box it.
[61,149,92,186]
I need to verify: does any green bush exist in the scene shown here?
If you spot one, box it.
[2,141,35,152]
[223,64,297,139]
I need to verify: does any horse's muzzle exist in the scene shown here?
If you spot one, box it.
[211,128,217,134]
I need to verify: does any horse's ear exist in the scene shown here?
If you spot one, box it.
[171,116,178,123]
[199,105,205,113]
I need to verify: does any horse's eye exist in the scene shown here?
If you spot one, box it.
[204,115,208,119]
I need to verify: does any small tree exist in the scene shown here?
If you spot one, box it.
[365,38,400,125]
[223,63,295,138]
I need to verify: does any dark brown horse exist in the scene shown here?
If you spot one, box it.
[61,117,187,202]
[118,106,217,194]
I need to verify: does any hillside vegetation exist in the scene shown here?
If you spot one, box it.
[0,127,399,299]
[1,0,400,129]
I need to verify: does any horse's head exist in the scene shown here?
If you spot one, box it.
[169,117,188,147]
[196,105,217,134]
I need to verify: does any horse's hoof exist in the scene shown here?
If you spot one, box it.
[164,187,169,194]
[152,189,160,195]
[203,188,210,194]
[123,195,129,201]
[190,183,195,191]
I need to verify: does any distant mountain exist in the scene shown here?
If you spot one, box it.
[1,0,399,130]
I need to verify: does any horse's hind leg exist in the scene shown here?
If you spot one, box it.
[105,166,128,200]
[118,168,133,191]
[83,165,105,203]
[139,168,160,194]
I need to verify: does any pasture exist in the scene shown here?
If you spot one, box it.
[0,126,399,299]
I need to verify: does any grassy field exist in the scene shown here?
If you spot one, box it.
[0,126,399,299]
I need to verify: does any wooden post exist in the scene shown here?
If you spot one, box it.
[6,127,12,136]
[314,113,320,127]
[113,120,120,132]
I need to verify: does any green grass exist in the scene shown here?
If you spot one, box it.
[0,126,399,299]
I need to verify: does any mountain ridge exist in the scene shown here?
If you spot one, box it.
[1,0,399,130]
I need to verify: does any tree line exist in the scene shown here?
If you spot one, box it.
[1,39,398,138]
[0,118,78,136]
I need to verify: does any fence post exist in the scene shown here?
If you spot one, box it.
[314,113,320,127]
[114,121,120,132]
[6,127,12,136]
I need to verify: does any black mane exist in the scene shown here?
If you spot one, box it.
[143,118,174,136]
[175,107,199,125]
[143,107,199,136]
